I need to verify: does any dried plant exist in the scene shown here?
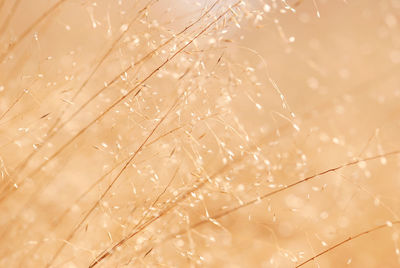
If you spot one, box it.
[0,0,400,267]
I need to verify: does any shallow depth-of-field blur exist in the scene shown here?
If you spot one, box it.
[0,0,400,267]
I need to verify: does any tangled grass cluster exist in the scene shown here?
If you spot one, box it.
[0,0,400,267]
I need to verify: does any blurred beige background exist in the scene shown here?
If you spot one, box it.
[0,0,399,267]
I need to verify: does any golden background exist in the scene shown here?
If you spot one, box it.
[0,0,399,267]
